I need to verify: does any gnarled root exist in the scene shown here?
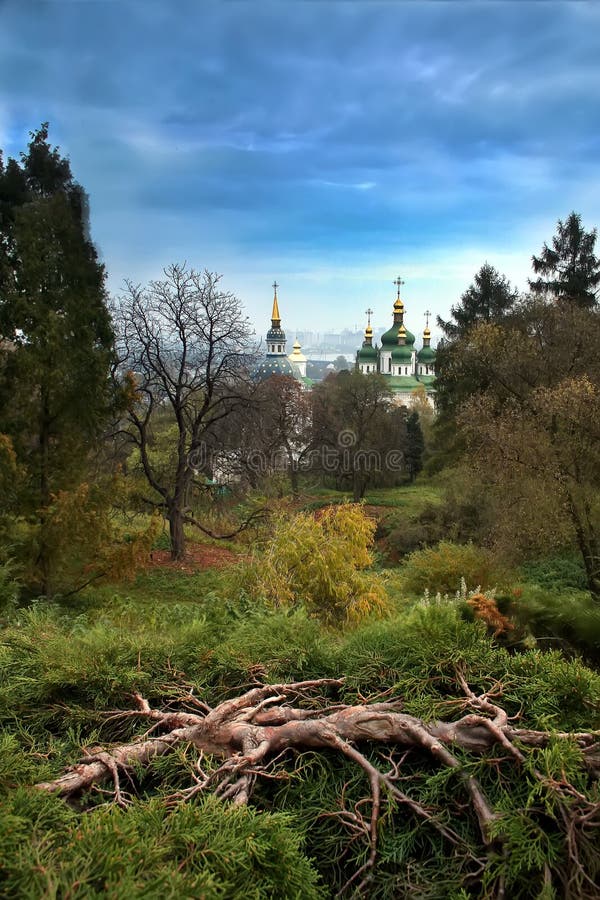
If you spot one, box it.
[36,675,600,897]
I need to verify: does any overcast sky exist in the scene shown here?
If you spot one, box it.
[1,0,599,341]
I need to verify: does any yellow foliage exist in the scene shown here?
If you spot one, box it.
[22,475,161,594]
[239,503,388,625]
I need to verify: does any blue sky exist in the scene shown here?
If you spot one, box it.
[1,1,599,342]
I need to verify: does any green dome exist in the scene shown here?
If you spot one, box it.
[381,323,415,347]
[254,357,296,381]
[391,343,412,362]
[357,344,378,361]
[417,346,436,362]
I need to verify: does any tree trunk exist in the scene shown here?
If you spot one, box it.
[37,386,51,595]
[285,444,299,496]
[567,495,600,599]
[353,470,367,502]
[168,506,186,561]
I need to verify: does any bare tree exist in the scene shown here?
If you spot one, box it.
[115,264,255,559]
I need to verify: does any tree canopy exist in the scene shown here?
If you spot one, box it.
[530,211,600,308]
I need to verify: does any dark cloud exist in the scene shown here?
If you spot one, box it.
[1,0,599,325]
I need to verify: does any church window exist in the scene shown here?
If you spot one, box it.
[278,344,282,352]
[388,358,391,372]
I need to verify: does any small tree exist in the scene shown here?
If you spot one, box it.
[116,264,254,560]
[252,375,310,495]
[530,211,600,308]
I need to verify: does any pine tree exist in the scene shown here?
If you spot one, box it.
[529,211,600,308]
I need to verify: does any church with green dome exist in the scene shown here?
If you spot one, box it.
[356,278,436,405]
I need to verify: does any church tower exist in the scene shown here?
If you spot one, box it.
[417,311,436,376]
[254,282,296,381]
[356,308,379,374]
[288,337,307,378]
[379,278,416,375]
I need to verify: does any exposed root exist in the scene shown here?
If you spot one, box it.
[36,675,600,897]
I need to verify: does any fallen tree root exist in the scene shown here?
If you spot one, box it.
[36,676,600,897]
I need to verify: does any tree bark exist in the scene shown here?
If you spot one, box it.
[168,505,186,561]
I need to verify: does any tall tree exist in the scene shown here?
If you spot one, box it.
[429,264,518,472]
[115,264,255,559]
[0,125,115,592]
[405,410,424,482]
[437,262,519,340]
[530,212,600,309]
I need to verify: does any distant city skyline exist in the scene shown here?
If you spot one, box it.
[2,1,599,340]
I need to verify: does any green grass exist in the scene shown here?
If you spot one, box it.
[299,480,442,514]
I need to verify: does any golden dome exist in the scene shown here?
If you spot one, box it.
[365,324,373,337]
[394,298,404,314]
[289,339,306,363]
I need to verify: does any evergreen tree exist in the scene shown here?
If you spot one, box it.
[0,125,115,592]
[529,211,600,308]
[437,262,518,339]
[405,410,424,481]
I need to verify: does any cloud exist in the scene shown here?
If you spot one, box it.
[0,0,599,332]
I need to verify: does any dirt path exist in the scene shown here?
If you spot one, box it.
[146,544,241,573]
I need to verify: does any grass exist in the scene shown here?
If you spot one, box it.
[299,480,443,514]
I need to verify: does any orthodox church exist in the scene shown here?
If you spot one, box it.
[254,279,436,404]
[356,278,436,404]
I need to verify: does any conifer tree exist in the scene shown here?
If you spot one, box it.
[0,125,115,592]
[529,211,600,308]
[405,410,424,481]
[437,262,518,339]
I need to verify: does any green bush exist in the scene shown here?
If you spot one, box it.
[2,574,600,898]
[0,791,324,899]
[0,559,19,615]
[519,555,588,591]
[510,582,600,663]
[400,540,509,595]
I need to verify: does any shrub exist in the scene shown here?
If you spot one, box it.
[0,559,19,615]
[0,792,324,899]
[510,583,600,663]
[400,540,509,595]
[235,504,388,625]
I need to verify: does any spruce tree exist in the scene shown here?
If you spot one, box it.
[529,211,600,308]
[437,262,519,339]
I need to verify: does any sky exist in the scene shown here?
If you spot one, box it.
[1,0,599,343]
